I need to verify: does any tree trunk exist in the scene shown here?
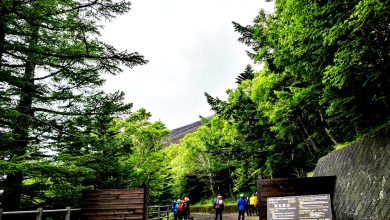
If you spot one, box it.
[318,109,338,145]
[2,172,23,211]
[228,168,235,200]
[208,173,215,196]
[0,5,6,62]
[297,115,318,152]
[2,27,38,211]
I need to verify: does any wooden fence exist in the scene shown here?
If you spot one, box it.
[148,205,171,220]
[0,207,81,220]
[0,189,174,220]
[257,176,336,220]
[0,205,172,220]
[82,188,147,220]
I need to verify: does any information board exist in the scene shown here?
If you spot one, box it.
[267,194,332,220]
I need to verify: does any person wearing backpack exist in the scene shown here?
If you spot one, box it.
[213,194,224,220]
[237,194,246,220]
[170,199,180,220]
[183,197,191,220]
[177,197,190,220]
[245,196,250,216]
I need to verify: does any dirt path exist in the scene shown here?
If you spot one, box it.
[190,213,259,220]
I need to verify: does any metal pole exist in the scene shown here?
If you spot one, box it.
[65,207,71,220]
[36,208,43,220]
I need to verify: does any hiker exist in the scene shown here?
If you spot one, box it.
[249,193,258,216]
[183,197,191,220]
[177,197,190,220]
[245,197,250,216]
[237,194,246,220]
[213,194,224,220]
[171,199,180,220]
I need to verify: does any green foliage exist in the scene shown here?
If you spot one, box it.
[0,0,151,210]
[232,0,390,180]
[1,0,389,210]
[55,108,170,206]
[117,109,170,203]
[165,116,239,201]
[250,0,390,142]
[168,0,390,203]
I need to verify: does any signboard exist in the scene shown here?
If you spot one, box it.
[267,194,332,220]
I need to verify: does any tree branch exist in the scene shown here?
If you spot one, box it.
[296,115,318,152]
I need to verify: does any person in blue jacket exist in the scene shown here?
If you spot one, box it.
[171,199,180,220]
[237,194,247,220]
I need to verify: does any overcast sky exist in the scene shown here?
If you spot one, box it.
[102,0,274,129]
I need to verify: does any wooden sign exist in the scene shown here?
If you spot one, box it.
[257,176,336,220]
[267,194,332,220]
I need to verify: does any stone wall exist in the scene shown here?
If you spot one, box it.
[314,131,390,219]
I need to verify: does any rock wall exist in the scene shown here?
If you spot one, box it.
[314,131,390,219]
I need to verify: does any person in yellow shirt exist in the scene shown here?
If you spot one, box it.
[249,193,258,216]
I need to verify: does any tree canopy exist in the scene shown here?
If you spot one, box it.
[1,0,390,209]
[0,0,150,211]
[167,0,390,201]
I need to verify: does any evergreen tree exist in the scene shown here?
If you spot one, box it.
[0,0,147,211]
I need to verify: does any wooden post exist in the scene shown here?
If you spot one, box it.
[157,206,160,219]
[65,206,71,220]
[0,208,3,220]
[142,184,149,220]
[257,176,262,220]
[36,207,43,220]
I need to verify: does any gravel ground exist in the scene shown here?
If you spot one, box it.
[189,213,260,220]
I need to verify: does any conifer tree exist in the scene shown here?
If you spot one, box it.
[0,0,147,210]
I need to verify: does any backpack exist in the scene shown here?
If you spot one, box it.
[214,200,219,209]
[177,200,186,213]
[214,199,223,209]
[171,201,178,214]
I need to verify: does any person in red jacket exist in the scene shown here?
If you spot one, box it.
[213,194,224,220]
[178,197,190,220]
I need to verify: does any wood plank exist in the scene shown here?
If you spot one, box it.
[84,191,144,195]
[81,188,147,220]
[83,193,143,197]
[83,189,144,195]
[82,195,144,200]
[83,210,144,215]
[83,205,144,210]
[82,199,144,205]
[82,213,144,217]
[82,194,144,199]
[83,215,143,220]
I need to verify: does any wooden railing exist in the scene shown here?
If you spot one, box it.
[148,205,172,220]
[0,204,173,220]
[0,207,81,220]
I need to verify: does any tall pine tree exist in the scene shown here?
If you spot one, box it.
[0,0,146,211]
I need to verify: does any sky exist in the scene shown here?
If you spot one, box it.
[102,0,274,129]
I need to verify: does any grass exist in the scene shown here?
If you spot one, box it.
[306,171,314,177]
[193,192,255,206]
[333,139,361,151]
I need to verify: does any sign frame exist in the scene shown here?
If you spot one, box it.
[267,194,333,220]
